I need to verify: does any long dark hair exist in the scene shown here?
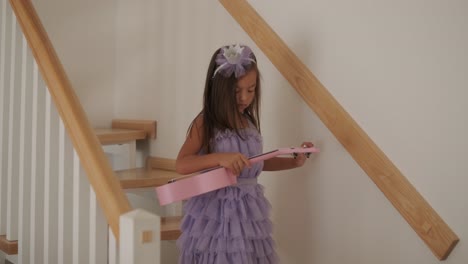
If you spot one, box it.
[189,45,262,153]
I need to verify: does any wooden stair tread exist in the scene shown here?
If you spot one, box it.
[161,216,183,240]
[95,119,157,145]
[95,128,147,145]
[116,167,180,189]
[0,217,182,252]
[0,235,18,255]
[112,119,157,139]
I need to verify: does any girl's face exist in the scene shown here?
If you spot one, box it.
[235,69,257,113]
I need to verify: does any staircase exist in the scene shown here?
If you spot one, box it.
[97,119,183,263]
[0,118,183,262]
[95,120,182,241]
[0,0,182,262]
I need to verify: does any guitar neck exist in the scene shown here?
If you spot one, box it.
[249,147,319,164]
[171,147,319,182]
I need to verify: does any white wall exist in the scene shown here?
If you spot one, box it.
[32,0,468,263]
[33,0,116,126]
[114,0,468,263]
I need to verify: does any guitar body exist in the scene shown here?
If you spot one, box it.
[155,147,319,205]
[156,167,236,206]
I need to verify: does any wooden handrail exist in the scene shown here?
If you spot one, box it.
[219,0,459,260]
[9,0,131,239]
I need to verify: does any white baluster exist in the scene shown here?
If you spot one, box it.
[58,120,74,264]
[30,67,45,264]
[43,90,60,263]
[18,33,34,264]
[0,0,8,237]
[89,188,108,264]
[6,10,20,242]
[72,150,90,264]
[109,228,120,264]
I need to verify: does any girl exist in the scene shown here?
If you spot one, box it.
[176,44,313,264]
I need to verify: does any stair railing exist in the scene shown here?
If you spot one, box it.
[0,0,161,263]
[219,0,459,260]
[9,0,130,240]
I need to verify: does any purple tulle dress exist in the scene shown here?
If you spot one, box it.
[177,126,278,264]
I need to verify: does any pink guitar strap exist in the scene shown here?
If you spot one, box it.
[155,147,319,206]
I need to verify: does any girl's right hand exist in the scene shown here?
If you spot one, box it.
[217,152,251,176]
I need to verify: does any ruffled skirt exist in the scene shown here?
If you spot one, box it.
[177,182,278,264]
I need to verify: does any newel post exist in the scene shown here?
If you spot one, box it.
[120,209,161,264]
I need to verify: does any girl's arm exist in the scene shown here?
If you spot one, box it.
[263,142,314,171]
[175,116,250,175]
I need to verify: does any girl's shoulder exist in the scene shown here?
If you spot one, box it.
[183,114,205,147]
[188,113,204,132]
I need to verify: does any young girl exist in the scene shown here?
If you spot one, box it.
[175,44,313,264]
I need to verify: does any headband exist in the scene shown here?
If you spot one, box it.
[213,44,256,78]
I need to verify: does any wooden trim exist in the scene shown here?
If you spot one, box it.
[95,128,147,145]
[0,235,18,255]
[219,0,459,260]
[9,0,131,239]
[112,119,157,140]
[117,167,179,189]
[161,216,182,240]
[146,156,176,171]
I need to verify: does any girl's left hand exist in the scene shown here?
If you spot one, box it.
[294,141,314,167]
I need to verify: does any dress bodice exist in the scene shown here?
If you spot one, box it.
[211,126,263,178]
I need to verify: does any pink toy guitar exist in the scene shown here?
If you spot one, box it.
[155,147,319,206]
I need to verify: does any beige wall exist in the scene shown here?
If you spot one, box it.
[36,0,468,263]
[34,0,116,127]
[115,0,468,263]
